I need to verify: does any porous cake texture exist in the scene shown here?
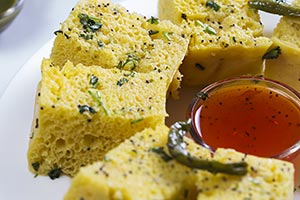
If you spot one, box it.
[64,125,294,200]
[50,0,189,97]
[158,0,272,87]
[265,12,300,95]
[28,59,171,176]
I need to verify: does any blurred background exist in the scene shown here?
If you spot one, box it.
[0,0,77,97]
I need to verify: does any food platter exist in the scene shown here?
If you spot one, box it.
[0,0,299,199]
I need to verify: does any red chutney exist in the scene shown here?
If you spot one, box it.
[192,84,300,158]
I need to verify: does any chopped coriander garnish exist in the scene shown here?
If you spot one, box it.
[88,90,108,115]
[48,168,62,180]
[195,20,205,27]
[195,20,217,35]
[206,0,221,11]
[116,61,124,69]
[78,105,97,114]
[79,33,93,40]
[130,118,144,124]
[97,40,105,47]
[89,75,99,88]
[32,162,40,172]
[147,16,159,24]
[78,13,102,33]
[124,71,136,77]
[263,46,281,59]
[149,30,159,35]
[116,53,140,70]
[205,26,217,35]
[162,31,173,41]
[150,147,173,162]
[117,78,129,87]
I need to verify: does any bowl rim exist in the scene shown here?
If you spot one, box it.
[0,0,24,18]
[187,75,300,160]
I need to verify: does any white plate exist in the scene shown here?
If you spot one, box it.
[0,0,298,199]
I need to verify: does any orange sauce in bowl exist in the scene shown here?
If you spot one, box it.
[191,81,300,158]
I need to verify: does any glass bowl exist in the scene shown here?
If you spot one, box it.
[187,76,300,167]
[0,0,24,33]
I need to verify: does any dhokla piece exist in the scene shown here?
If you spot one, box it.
[28,59,171,176]
[265,14,300,95]
[64,125,211,200]
[158,0,272,87]
[64,125,294,200]
[195,149,294,200]
[50,0,189,97]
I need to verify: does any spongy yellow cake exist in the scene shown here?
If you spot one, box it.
[64,125,294,200]
[50,0,189,97]
[265,10,300,95]
[27,59,171,176]
[158,0,272,87]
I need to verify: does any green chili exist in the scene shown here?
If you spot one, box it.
[248,0,300,16]
[167,119,248,176]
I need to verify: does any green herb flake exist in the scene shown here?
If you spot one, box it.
[206,0,221,11]
[150,147,173,162]
[116,61,124,69]
[205,26,217,35]
[97,40,105,47]
[48,168,62,180]
[130,118,144,124]
[32,162,40,172]
[195,20,205,27]
[147,16,159,24]
[78,105,97,114]
[263,46,281,59]
[88,90,108,115]
[124,71,136,77]
[117,78,129,87]
[162,31,173,41]
[195,20,217,35]
[79,33,93,40]
[149,30,159,35]
[116,53,140,70]
[78,13,102,33]
[90,75,99,88]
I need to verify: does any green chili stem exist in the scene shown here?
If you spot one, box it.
[167,119,248,176]
[248,0,300,16]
